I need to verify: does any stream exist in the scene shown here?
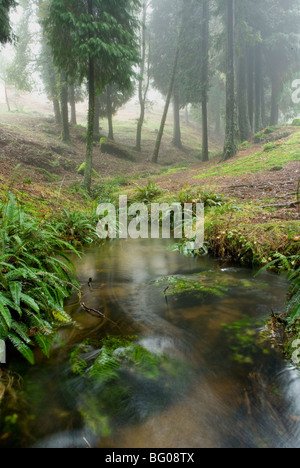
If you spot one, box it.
[2,238,300,448]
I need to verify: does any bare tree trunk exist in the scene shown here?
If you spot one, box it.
[53,98,61,125]
[270,74,281,126]
[172,92,182,149]
[106,85,114,141]
[201,0,210,162]
[223,0,238,161]
[247,46,254,133]
[152,47,180,163]
[84,0,95,192]
[4,82,11,112]
[254,43,263,132]
[94,95,101,138]
[237,49,251,142]
[136,0,150,152]
[185,105,189,125]
[60,70,70,142]
[69,85,77,126]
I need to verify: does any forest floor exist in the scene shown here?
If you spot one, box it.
[0,101,299,266]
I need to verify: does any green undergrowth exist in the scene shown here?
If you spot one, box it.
[0,194,95,364]
[161,185,299,350]
[194,131,300,179]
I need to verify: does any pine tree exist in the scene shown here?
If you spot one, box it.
[0,0,16,45]
[4,0,34,94]
[150,0,185,155]
[44,0,140,192]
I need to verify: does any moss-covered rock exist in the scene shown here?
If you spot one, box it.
[100,137,136,162]
[156,271,268,300]
[67,336,190,438]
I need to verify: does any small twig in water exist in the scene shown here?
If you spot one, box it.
[83,437,92,449]
[80,302,106,318]
[80,302,122,331]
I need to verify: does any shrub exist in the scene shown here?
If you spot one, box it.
[53,209,99,246]
[0,195,80,363]
[200,190,226,207]
[263,142,277,152]
[134,181,163,203]
[254,131,265,143]
[240,141,250,150]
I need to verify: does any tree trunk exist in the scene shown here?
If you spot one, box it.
[185,105,189,125]
[84,56,95,192]
[69,85,77,126]
[237,50,251,142]
[60,70,70,142]
[270,74,281,126]
[202,98,209,161]
[83,0,95,192]
[106,85,114,141]
[4,82,11,112]
[136,100,145,152]
[254,43,263,132]
[52,98,61,125]
[152,47,180,164]
[223,0,238,161]
[48,67,61,124]
[172,92,182,149]
[261,79,266,128]
[135,0,150,152]
[94,95,101,138]
[201,0,209,162]
[247,46,254,133]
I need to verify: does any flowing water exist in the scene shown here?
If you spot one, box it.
[2,238,300,448]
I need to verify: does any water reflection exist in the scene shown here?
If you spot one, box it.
[3,238,300,448]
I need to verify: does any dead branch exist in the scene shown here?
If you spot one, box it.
[80,302,122,331]
[80,302,106,318]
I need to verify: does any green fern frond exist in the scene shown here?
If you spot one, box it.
[8,333,35,365]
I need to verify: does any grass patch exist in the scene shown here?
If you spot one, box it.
[194,131,300,179]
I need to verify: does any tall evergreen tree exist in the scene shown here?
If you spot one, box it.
[0,0,16,45]
[150,0,185,154]
[94,82,135,141]
[245,0,300,127]
[4,0,34,94]
[44,0,139,191]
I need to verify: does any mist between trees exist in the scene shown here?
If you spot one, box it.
[1,0,300,189]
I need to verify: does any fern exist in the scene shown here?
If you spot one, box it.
[287,266,300,322]
[0,194,80,363]
[8,333,35,365]
[257,253,300,325]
